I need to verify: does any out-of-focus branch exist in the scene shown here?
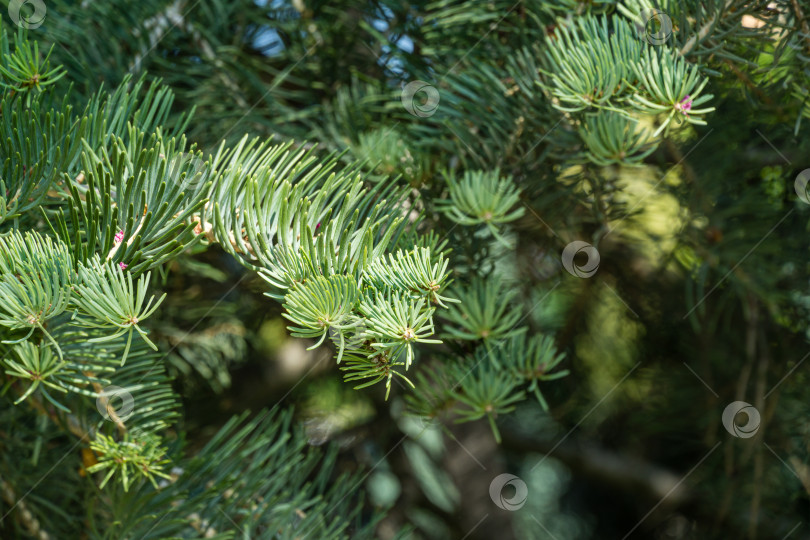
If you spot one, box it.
[790,0,810,53]
[500,429,690,505]
[679,0,739,56]
[0,473,51,540]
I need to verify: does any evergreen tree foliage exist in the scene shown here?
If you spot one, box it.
[1,0,810,538]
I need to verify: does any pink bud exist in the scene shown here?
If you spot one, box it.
[114,230,125,243]
[678,95,692,114]
[118,262,128,270]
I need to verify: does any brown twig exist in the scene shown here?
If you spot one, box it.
[0,472,52,540]
[790,0,810,52]
[91,380,128,437]
[722,57,773,105]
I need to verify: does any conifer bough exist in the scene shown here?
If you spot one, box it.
[2,0,791,535]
